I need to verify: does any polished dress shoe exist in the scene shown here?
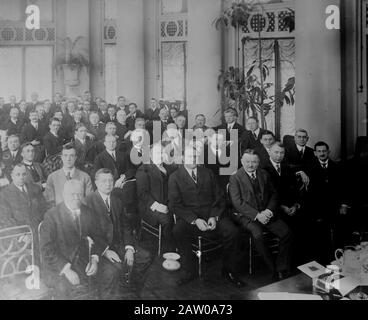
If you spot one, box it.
[222,269,246,288]
[176,272,197,286]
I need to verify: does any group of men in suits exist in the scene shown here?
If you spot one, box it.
[0,93,363,298]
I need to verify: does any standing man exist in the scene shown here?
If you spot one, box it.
[126,103,145,131]
[45,144,93,206]
[169,148,244,287]
[229,150,293,280]
[43,118,64,157]
[246,117,267,149]
[254,130,276,167]
[192,114,209,132]
[85,169,153,297]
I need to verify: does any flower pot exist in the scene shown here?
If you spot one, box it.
[62,63,80,87]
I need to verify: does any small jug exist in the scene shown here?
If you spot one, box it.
[335,246,361,278]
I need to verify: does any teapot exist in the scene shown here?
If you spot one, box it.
[335,246,361,278]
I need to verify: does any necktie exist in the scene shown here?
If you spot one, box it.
[105,197,111,213]
[12,152,16,161]
[322,162,327,169]
[158,165,167,175]
[253,132,258,140]
[22,185,27,194]
[111,152,116,162]
[250,172,256,181]
[66,172,72,180]
[191,170,197,184]
[27,164,40,182]
[299,148,304,158]
[276,164,281,175]
[73,213,81,238]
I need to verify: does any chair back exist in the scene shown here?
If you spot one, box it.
[0,225,34,279]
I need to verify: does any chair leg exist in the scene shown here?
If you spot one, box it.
[249,237,252,275]
[198,236,202,279]
[158,224,162,257]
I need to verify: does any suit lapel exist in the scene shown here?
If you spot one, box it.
[256,169,265,197]
[239,169,255,197]
[180,166,197,189]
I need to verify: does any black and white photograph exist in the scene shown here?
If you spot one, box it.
[0,0,368,306]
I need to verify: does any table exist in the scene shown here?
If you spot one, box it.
[243,273,368,300]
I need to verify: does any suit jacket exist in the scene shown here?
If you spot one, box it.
[239,130,254,154]
[115,123,129,141]
[136,163,177,216]
[145,108,161,122]
[6,118,25,136]
[45,168,93,206]
[87,122,106,141]
[168,166,225,224]
[23,161,46,186]
[40,202,104,275]
[217,122,246,143]
[74,138,96,170]
[229,168,278,222]
[255,145,271,168]
[126,110,145,131]
[98,111,110,124]
[283,136,315,173]
[43,132,64,156]
[93,149,128,181]
[20,122,47,144]
[262,159,299,207]
[249,128,267,149]
[0,182,47,229]
[85,190,135,257]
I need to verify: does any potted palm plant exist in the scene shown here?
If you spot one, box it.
[55,36,89,87]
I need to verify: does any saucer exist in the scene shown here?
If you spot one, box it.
[163,252,180,261]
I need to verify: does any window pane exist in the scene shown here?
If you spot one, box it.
[25,46,53,100]
[0,47,22,101]
[162,42,185,101]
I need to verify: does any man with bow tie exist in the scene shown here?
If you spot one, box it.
[45,144,93,207]
[85,169,153,298]
[21,142,46,188]
[40,179,119,299]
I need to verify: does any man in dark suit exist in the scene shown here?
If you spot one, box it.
[126,103,145,131]
[107,105,117,123]
[145,98,161,122]
[43,118,64,157]
[306,142,344,262]
[6,107,25,136]
[0,163,47,265]
[40,179,120,299]
[254,130,276,168]
[284,129,315,173]
[204,130,239,192]
[94,135,128,183]
[27,92,40,111]
[229,149,293,280]
[83,91,98,111]
[73,123,96,173]
[115,110,129,142]
[2,134,22,178]
[216,108,245,143]
[21,142,46,187]
[147,108,169,144]
[51,92,63,113]
[3,95,18,111]
[246,117,267,149]
[136,144,177,253]
[87,112,106,141]
[98,100,110,124]
[20,111,47,162]
[169,148,245,287]
[85,169,153,297]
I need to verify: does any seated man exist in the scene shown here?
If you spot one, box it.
[229,149,293,280]
[85,169,153,297]
[40,179,120,300]
[169,148,244,287]
[87,112,106,141]
[2,134,22,178]
[43,117,65,157]
[126,103,145,131]
[21,142,46,188]
[93,135,129,185]
[254,130,276,167]
[0,163,47,265]
[45,144,93,206]
[246,117,267,149]
[145,98,161,122]
[73,123,96,173]
[6,107,25,136]
[136,144,177,254]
